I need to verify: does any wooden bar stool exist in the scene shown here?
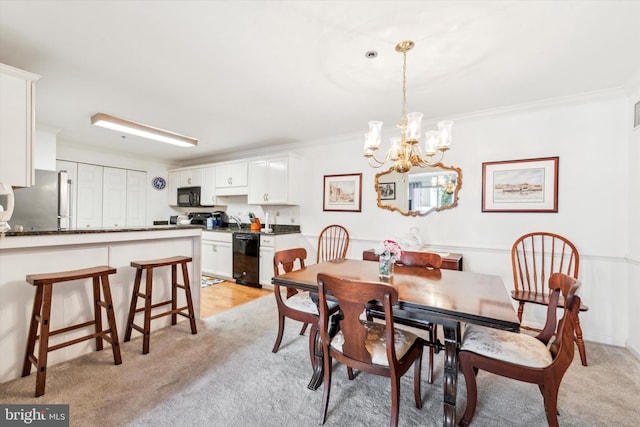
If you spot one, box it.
[124,256,197,354]
[22,265,122,397]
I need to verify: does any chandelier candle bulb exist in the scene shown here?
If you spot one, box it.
[390,137,402,161]
[426,130,438,155]
[406,112,423,142]
[366,121,383,149]
[437,121,453,149]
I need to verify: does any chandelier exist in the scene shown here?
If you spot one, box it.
[363,40,453,174]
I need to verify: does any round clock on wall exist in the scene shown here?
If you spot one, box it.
[152,176,166,190]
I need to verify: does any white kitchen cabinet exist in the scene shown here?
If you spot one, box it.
[167,167,203,206]
[0,64,40,188]
[168,170,180,206]
[259,233,301,287]
[167,167,202,189]
[215,161,248,195]
[76,163,147,228]
[103,167,147,227]
[248,154,301,205]
[259,245,275,288]
[202,231,233,279]
[179,168,202,187]
[200,166,216,206]
[77,163,103,228]
[126,169,147,226]
[103,167,127,227]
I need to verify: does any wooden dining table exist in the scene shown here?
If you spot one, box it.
[271,258,520,427]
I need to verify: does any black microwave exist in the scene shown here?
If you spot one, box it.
[177,186,201,207]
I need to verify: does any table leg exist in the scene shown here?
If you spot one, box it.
[307,311,341,390]
[442,322,461,427]
[307,326,323,390]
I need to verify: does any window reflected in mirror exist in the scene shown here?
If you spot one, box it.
[375,163,462,216]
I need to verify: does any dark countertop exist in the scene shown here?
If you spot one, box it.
[3,224,301,237]
[202,224,301,235]
[2,224,202,237]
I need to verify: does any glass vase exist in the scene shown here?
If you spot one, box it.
[379,257,395,279]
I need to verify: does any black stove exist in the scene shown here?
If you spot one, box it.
[188,211,229,228]
[188,212,212,226]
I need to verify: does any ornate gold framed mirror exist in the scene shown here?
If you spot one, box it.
[375,163,462,216]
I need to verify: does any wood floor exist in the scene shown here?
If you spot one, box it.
[200,278,271,318]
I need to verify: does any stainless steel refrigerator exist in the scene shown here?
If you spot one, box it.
[11,169,71,231]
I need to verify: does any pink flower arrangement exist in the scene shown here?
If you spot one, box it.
[374,239,403,261]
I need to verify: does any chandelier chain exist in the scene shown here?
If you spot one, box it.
[402,50,407,120]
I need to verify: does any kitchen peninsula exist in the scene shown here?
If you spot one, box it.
[0,225,202,383]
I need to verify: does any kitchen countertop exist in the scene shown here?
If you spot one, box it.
[1,224,203,237]
[1,223,301,237]
[203,227,301,236]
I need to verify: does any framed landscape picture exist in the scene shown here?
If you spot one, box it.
[323,173,362,212]
[482,157,559,212]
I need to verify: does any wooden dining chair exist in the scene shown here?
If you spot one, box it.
[511,231,588,366]
[397,251,442,269]
[370,251,442,384]
[316,225,350,263]
[458,272,582,427]
[272,248,338,366]
[317,273,424,427]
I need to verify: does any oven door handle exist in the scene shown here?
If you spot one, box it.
[234,234,255,241]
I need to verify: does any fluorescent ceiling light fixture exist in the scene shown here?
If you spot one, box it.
[90,113,198,147]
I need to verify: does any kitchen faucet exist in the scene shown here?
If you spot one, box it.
[229,215,242,230]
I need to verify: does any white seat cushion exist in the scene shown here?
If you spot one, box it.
[461,324,553,368]
[285,291,337,315]
[330,321,419,366]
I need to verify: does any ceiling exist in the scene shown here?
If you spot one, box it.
[1,1,639,164]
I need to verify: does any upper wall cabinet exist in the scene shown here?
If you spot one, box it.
[168,170,179,206]
[0,64,40,187]
[167,167,204,206]
[201,166,216,206]
[248,154,301,205]
[215,161,248,195]
[180,168,202,187]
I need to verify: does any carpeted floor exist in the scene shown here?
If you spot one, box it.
[1,295,638,426]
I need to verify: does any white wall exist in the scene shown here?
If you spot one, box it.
[626,80,640,356]
[289,90,630,347]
